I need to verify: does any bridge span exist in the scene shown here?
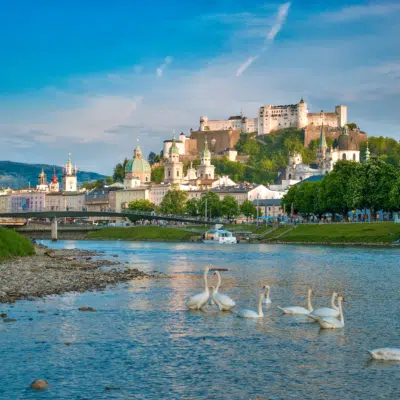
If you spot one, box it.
[0,211,213,241]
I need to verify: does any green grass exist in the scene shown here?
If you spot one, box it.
[262,226,293,241]
[87,226,200,242]
[276,223,400,244]
[0,227,35,259]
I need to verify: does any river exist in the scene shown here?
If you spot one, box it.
[1,240,400,399]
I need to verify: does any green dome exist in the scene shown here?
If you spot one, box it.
[169,139,179,155]
[125,145,151,173]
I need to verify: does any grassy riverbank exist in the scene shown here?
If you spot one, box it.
[265,223,400,244]
[87,226,200,242]
[0,228,35,259]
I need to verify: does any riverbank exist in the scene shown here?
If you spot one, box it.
[0,245,158,304]
[262,222,400,246]
[87,226,201,242]
[0,227,35,259]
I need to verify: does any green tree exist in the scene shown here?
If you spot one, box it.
[160,188,188,214]
[113,158,129,182]
[148,152,157,165]
[151,166,164,182]
[185,198,200,216]
[281,184,299,216]
[220,195,239,218]
[345,122,358,130]
[128,199,155,212]
[240,200,257,221]
[389,178,400,210]
[199,192,221,218]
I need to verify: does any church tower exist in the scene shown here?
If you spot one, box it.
[62,153,78,192]
[49,169,60,192]
[164,134,184,184]
[196,138,215,180]
[36,168,49,192]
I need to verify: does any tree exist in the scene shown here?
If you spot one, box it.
[128,199,155,212]
[151,166,164,182]
[345,122,358,130]
[148,152,158,165]
[281,184,299,216]
[159,189,188,214]
[220,195,239,219]
[185,198,200,216]
[199,192,221,218]
[240,200,257,221]
[389,178,400,210]
[113,158,129,182]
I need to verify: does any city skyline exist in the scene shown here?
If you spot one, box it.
[0,0,399,175]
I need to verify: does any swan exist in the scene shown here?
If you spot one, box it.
[366,348,400,361]
[317,296,345,329]
[235,293,266,318]
[211,271,236,311]
[277,288,314,315]
[186,267,210,310]
[262,285,272,304]
[307,292,339,321]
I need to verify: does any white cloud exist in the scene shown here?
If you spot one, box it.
[235,2,291,76]
[156,56,173,77]
[321,3,400,22]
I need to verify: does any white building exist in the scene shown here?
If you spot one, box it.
[62,154,78,192]
[199,114,258,134]
[196,139,215,180]
[258,99,347,135]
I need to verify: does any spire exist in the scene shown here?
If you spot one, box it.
[319,123,327,150]
[364,141,370,162]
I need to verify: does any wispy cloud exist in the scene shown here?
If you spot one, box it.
[236,2,291,76]
[322,3,400,22]
[156,56,173,77]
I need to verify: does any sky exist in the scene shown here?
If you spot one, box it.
[0,0,399,175]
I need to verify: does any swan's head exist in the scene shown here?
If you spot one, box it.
[308,288,314,295]
[204,267,210,273]
[262,285,270,290]
[332,292,338,298]
[212,271,220,277]
[338,295,345,302]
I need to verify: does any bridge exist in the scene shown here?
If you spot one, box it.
[0,210,215,241]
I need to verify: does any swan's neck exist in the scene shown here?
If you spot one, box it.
[258,295,264,316]
[215,272,221,292]
[331,293,338,310]
[338,300,344,325]
[203,270,209,294]
[307,291,313,312]
[266,287,270,300]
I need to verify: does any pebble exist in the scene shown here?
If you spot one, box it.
[3,318,16,323]
[78,307,96,312]
[30,380,49,390]
[1,313,7,318]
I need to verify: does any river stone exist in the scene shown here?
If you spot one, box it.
[44,250,56,258]
[3,318,17,323]
[0,313,7,318]
[30,380,49,390]
[78,307,96,312]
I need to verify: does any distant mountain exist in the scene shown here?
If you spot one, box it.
[0,161,106,189]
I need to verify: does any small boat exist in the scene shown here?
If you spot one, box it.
[202,227,237,244]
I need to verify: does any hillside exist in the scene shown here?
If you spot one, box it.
[0,161,106,189]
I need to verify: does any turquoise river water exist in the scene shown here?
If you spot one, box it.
[1,240,400,399]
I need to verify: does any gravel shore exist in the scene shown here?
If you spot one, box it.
[0,245,155,303]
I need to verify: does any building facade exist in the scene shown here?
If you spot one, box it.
[62,154,78,192]
[258,99,347,135]
[199,114,258,134]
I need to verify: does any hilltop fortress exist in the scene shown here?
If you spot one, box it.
[198,99,347,135]
[163,99,366,161]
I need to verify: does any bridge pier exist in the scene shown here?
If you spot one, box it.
[51,217,58,242]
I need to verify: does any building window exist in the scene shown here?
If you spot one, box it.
[168,170,171,177]
[353,153,356,161]
[177,170,179,177]
[343,154,346,160]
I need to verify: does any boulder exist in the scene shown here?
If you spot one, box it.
[30,380,49,390]
[44,250,56,258]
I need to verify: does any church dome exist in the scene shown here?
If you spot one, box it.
[169,139,179,155]
[125,145,151,174]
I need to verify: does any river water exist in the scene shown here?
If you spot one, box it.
[1,240,400,399]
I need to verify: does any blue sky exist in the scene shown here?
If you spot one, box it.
[0,0,399,174]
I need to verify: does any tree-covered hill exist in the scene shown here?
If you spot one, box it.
[0,161,106,189]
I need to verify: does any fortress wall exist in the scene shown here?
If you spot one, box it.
[304,125,368,148]
[307,113,339,128]
[190,130,241,154]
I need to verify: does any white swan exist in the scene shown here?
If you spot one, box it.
[277,288,314,315]
[186,267,210,310]
[307,292,339,321]
[317,296,345,329]
[262,285,272,304]
[366,348,400,361]
[235,293,266,318]
[211,271,236,311]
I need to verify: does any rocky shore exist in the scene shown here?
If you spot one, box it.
[0,245,156,303]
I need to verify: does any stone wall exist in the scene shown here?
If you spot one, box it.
[190,130,242,154]
[304,125,367,148]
